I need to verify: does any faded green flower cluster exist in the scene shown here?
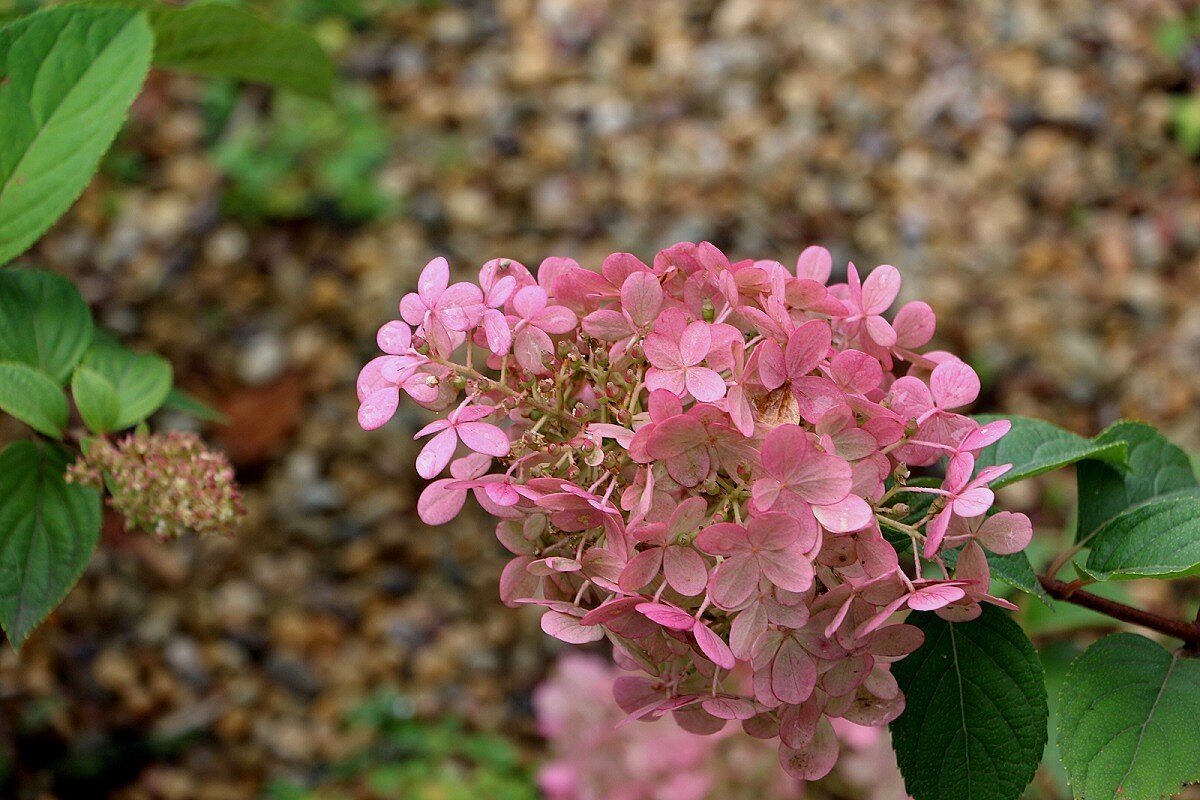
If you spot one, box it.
[68,432,244,539]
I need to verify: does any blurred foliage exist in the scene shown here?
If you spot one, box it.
[1157,12,1200,155]
[264,692,538,800]
[206,82,400,223]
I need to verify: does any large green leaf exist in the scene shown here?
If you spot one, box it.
[972,415,1127,489]
[1058,633,1200,799]
[80,342,172,430]
[1076,421,1199,542]
[0,269,95,383]
[0,6,153,265]
[890,605,1048,800]
[1083,493,1200,580]
[0,362,68,438]
[71,364,120,433]
[106,0,334,100]
[0,440,101,649]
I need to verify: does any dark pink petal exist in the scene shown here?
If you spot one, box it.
[790,451,853,505]
[702,696,757,720]
[779,716,838,780]
[922,508,952,557]
[757,339,787,391]
[673,704,726,735]
[709,554,759,608]
[663,545,709,596]
[771,636,817,704]
[785,320,831,378]
[678,321,712,366]
[758,546,814,593]
[695,522,749,556]
[887,375,934,418]
[829,349,883,394]
[693,623,736,670]
[415,427,458,479]
[498,556,537,606]
[648,388,683,421]
[959,418,1011,451]
[867,624,925,661]
[618,547,664,592]
[760,424,809,479]
[635,601,695,630]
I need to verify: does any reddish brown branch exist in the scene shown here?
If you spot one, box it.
[1038,575,1200,647]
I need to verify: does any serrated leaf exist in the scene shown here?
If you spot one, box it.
[80,342,172,430]
[0,440,101,649]
[1058,633,1200,799]
[162,386,227,424]
[104,0,334,100]
[972,414,1127,489]
[71,365,119,433]
[0,6,153,264]
[0,362,68,438]
[1077,421,1199,543]
[890,605,1048,800]
[1083,494,1200,580]
[0,269,95,383]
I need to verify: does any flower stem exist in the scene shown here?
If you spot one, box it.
[1037,574,1200,648]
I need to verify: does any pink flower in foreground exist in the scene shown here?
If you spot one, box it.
[644,318,727,402]
[413,402,509,478]
[511,285,578,373]
[752,425,871,533]
[399,257,483,356]
[697,513,818,607]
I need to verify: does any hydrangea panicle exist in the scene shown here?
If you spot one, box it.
[358,243,1032,780]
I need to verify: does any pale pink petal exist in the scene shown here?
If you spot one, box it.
[758,547,814,593]
[357,387,399,431]
[955,540,991,587]
[531,304,577,334]
[644,416,705,459]
[399,293,427,326]
[416,479,466,525]
[887,375,934,418]
[376,321,412,353]
[975,511,1033,555]
[953,486,994,518]
[644,367,687,397]
[541,610,604,643]
[730,601,767,660]
[907,583,967,611]
[829,349,882,394]
[498,556,537,606]
[456,421,510,457]
[684,367,726,402]
[514,326,553,373]
[790,451,852,505]
[678,321,713,366]
[893,301,936,348]
[513,285,548,319]
[415,428,458,479]
[642,333,683,370]
[813,495,872,533]
[795,245,832,283]
[581,309,633,341]
[865,314,897,347]
[621,271,663,328]
[860,264,901,315]
[930,360,980,409]
[960,418,1011,451]
[693,623,736,670]
[482,309,512,355]
[417,256,449,305]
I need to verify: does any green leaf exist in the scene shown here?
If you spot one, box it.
[0,269,95,383]
[161,386,227,424]
[1083,493,1200,580]
[0,6,153,265]
[0,440,101,649]
[890,605,1048,800]
[80,343,172,430]
[972,414,1127,489]
[0,362,68,438]
[1077,421,1199,543]
[1058,633,1200,799]
[106,0,334,100]
[71,365,120,433]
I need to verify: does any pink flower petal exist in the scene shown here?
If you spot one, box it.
[893,301,936,348]
[931,360,980,409]
[618,547,664,592]
[795,245,832,283]
[416,478,466,525]
[693,623,736,670]
[779,716,838,780]
[621,271,663,329]
[417,256,450,305]
[771,636,817,704]
[663,545,709,596]
[456,421,510,457]
[635,602,695,630]
[415,428,458,479]
[540,610,604,643]
[907,583,967,611]
[684,367,726,402]
[358,387,399,431]
[812,494,872,533]
[709,554,759,608]
[513,285,548,319]
[860,264,901,315]
[976,511,1033,555]
[678,321,713,366]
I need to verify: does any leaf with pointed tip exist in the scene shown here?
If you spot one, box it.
[0,440,101,649]
[890,605,1047,800]
[1076,421,1199,543]
[80,342,172,430]
[972,415,1126,489]
[1058,633,1200,800]
[1083,493,1200,580]
[0,7,153,264]
[71,365,120,434]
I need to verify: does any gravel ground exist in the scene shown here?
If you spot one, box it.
[3,0,1200,797]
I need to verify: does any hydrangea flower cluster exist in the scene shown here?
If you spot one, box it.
[535,653,908,800]
[68,431,245,539]
[358,243,1033,779]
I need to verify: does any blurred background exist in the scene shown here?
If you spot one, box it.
[2,0,1200,797]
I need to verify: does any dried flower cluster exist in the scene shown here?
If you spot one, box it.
[535,654,909,800]
[68,431,244,539]
[358,243,1033,778]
